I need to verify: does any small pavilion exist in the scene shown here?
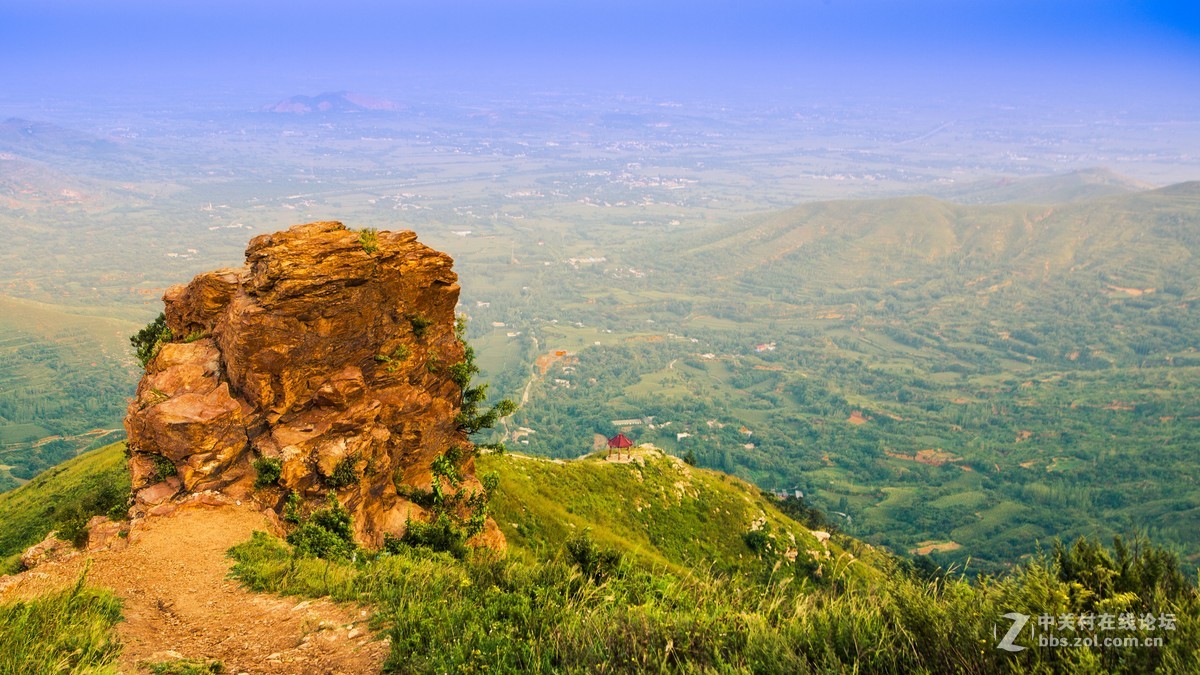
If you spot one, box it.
[606,432,633,458]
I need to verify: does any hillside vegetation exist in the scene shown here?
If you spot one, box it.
[482,449,863,577]
[503,185,1200,572]
[0,442,128,573]
[229,449,1199,673]
[0,575,123,674]
[0,298,138,490]
[2,439,1197,672]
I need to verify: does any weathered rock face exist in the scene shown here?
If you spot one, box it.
[125,222,498,548]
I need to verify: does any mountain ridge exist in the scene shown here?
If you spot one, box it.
[661,183,1199,288]
[941,167,1154,205]
[259,91,405,114]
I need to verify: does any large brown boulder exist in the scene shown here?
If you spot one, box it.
[125,222,500,548]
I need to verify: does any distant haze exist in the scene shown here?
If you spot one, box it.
[3,0,1198,107]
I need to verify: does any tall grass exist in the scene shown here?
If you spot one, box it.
[0,568,123,674]
[229,531,1199,674]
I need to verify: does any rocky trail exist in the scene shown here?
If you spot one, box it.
[0,503,389,674]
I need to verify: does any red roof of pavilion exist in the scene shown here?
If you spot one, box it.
[607,433,633,449]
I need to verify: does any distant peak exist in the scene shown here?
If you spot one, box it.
[1150,180,1200,196]
[943,168,1152,205]
[1065,167,1152,187]
[259,91,404,114]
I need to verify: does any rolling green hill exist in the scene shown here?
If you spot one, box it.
[480,448,868,578]
[0,297,139,491]
[0,441,129,573]
[943,168,1153,205]
[503,185,1200,573]
[665,183,1198,293]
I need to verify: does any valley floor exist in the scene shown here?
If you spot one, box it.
[0,503,387,674]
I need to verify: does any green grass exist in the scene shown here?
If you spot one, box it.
[0,570,123,674]
[229,500,1200,674]
[231,532,866,674]
[928,490,988,510]
[480,452,855,577]
[0,423,51,445]
[0,295,138,488]
[0,442,129,573]
[144,659,224,674]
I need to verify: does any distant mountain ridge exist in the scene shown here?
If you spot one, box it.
[667,181,1200,290]
[259,91,405,114]
[0,117,144,175]
[941,167,1153,205]
[0,118,117,152]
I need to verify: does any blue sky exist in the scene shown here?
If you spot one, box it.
[2,1,1198,104]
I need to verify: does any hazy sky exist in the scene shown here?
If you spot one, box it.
[3,1,1199,106]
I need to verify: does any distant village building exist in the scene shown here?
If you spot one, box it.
[770,487,805,500]
[566,256,607,267]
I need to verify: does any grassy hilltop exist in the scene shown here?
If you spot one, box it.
[481,448,860,576]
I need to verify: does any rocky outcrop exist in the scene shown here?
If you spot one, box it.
[19,531,76,570]
[85,516,128,553]
[124,222,498,548]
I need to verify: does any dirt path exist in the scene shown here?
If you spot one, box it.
[0,503,389,674]
[520,373,535,406]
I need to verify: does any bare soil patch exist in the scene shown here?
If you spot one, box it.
[1,502,388,674]
[911,540,962,556]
